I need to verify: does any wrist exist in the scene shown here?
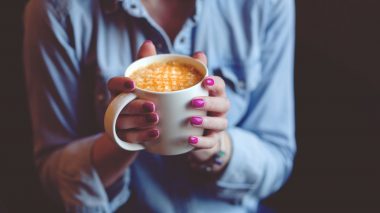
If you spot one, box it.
[92,133,138,187]
[195,131,232,175]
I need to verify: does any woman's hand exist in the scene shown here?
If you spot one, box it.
[108,40,160,145]
[92,40,158,187]
[108,78,160,144]
[187,52,232,174]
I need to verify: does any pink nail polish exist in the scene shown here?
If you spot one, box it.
[145,113,158,123]
[190,116,203,125]
[142,102,155,112]
[193,51,204,56]
[204,78,214,86]
[124,81,135,90]
[188,136,199,144]
[145,40,153,45]
[147,129,159,138]
[191,99,205,108]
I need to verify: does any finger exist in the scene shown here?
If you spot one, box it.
[116,113,159,129]
[187,134,219,149]
[189,116,228,131]
[120,100,156,115]
[190,96,230,114]
[137,40,157,59]
[202,76,226,97]
[188,140,220,163]
[188,148,215,165]
[108,77,135,97]
[189,147,217,163]
[192,51,207,66]
[117,128,160,143]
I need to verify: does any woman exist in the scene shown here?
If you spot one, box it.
[24,0,296,212]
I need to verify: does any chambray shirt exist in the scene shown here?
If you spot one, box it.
[24,0,296,212]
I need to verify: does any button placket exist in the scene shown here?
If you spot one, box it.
[173,17,195,54]
[130,3,137,9]
[154,38,169,54]
[173,32,191,55]
[122,0,143,17]
[179,37,186,44]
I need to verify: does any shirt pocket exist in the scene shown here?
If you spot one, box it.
[213,60,262,96]
[211,61,262,126]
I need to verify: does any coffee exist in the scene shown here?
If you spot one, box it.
[129,61,203,92]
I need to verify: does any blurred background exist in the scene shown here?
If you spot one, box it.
[1,0,379,212]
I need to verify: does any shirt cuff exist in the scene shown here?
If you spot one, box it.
[215,127,294,201]
[215,128,261,200]
[39,133,131,212]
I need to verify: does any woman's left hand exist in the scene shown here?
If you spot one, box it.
[187,52,232,174]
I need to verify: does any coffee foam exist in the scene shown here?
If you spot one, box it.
[129,61,203,92]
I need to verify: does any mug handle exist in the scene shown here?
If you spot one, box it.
[104,93,145,151]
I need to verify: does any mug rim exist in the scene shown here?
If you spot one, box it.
[124,54,208,95]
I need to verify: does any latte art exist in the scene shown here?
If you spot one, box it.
[129,61,203,92]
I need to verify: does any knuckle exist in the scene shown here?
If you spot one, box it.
[126,104,138,114]
[214,76,226,87]
[205,148,216,157]
[115,117,125,129]
[211,133,219,141]
[203,142,213,149]
[204,138,216,149]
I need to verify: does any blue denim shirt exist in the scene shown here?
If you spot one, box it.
[24,0,296,212]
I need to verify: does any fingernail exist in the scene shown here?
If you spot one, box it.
[190,116,203,125]
[142,102,155,112]
[204,78,214,86]
[145,113,158,123]
[145,40,153,45]
[124,81,135,90]
[191,98,205,108]
[194,51,204,56]
[188,136,199,144]
[147,129,159,138]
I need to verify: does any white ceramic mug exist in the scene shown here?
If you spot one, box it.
[104,54,208,155]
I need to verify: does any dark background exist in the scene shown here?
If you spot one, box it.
[1,0,379,212]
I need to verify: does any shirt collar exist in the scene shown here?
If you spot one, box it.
[101,0,204,22]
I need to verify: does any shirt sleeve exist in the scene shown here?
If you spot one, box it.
[215,0,296,202]
[23,0,130,211]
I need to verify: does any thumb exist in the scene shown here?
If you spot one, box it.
[137,40,157,59]
[192,51,207,66]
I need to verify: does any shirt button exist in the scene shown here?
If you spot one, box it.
[130,4,137,9]
[179,37,186,43]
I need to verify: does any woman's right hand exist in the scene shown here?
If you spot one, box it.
[92,40,158,187]
[107,40,160,144]
[107,77,160,144]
